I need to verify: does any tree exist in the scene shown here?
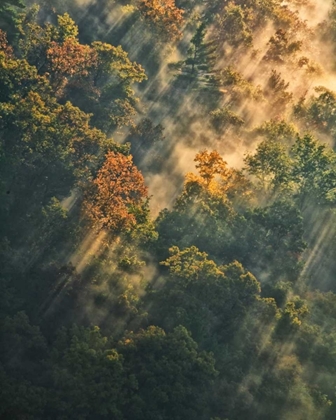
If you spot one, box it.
[177,149,251,207]
[18,10,79,72]
[247,200,306,280]
[209,106,245,133]
[194,149,228,185]
[295,87,336,137]
[17,11,147,131]
[0,30,13,56]
[149,245,261,344]
[0,367,47,420]
[264,29,302,63]
[46,325,127,419]
[291,134,336,207]
[169,22,221,92]
[0,0,25,43]
[244,139,292,194]
[220,66,263,102]
[274,297,309,338]
[117,325,217,419]
[0,45,48,104]
[0,89,108,204]
[128,118,165,153]
[155,149,251,263]
[87,41,147,130]
[214,3,253,48]
[137,0,185,41]
[46,37,96,91]
[265,69,293,109]
[0,44,128,251]
[253,119,297,144]
[83,151,148,232]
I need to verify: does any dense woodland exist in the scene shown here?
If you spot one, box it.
[2,0,336,419]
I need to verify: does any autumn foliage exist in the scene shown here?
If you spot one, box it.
[83,151,148,231]
[0,29,13,56]
[194,150,228,185]
[137,0,184,40]
[47,38,96,79]
[175,149,252,211]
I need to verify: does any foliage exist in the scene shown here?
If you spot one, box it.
[214,3,253,48]
[0,0,25,42]
[17,11,147,130]
[170,22,220,90]
[137,0,184,41]
[83,151,148,232]
[209,106,245,133]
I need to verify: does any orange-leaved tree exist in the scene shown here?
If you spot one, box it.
[83,151,148,231]
[46,38,96,85]
[0,30,13,56]
[137,0,184,41]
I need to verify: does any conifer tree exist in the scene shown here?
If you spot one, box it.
[0,0,25,42]
[172,22,219,89]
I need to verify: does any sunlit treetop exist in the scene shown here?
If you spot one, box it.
[194,150,228,185]
[161,245,225,282]
[214,3,253,48]
[245,133,336,206]
[82,151,148,232]
[16,9,147,130]
[176,149,252,211]
[137,0,185,41]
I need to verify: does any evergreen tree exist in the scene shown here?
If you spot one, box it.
[172,23,219,89]
[0,0,25,42]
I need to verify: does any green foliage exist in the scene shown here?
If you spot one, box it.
[0,0,25,42]
[209,107,245,133]
[291,134,336,206]
[295,87,336,141]
[148,245,261,344]
[221,66,263,101]
[170,22,219,90]
[245,139,292,193]
[117,325,217,419]
[265,69,293,109]
[275,297,309,338]
[264,29,302,62]
[245,133,336,207]
[214,3,253,48]
[17,10,147,131]
[46,325,126,419]
[253,119,298,143]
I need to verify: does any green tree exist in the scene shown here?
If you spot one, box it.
[291,134,336,207]
[214,3,253,48]
[0,0,25,42]
[118,325,217,420]
[46,325,127,419]
[170,22,219,90]
[17,11,147,131]
[245,139,292,194]
[149,245,261,344]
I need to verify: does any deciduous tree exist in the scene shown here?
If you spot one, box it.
[137,0,184,41]
[83,151,148,232]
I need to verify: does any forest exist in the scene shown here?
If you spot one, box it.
[1,0,336,419]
